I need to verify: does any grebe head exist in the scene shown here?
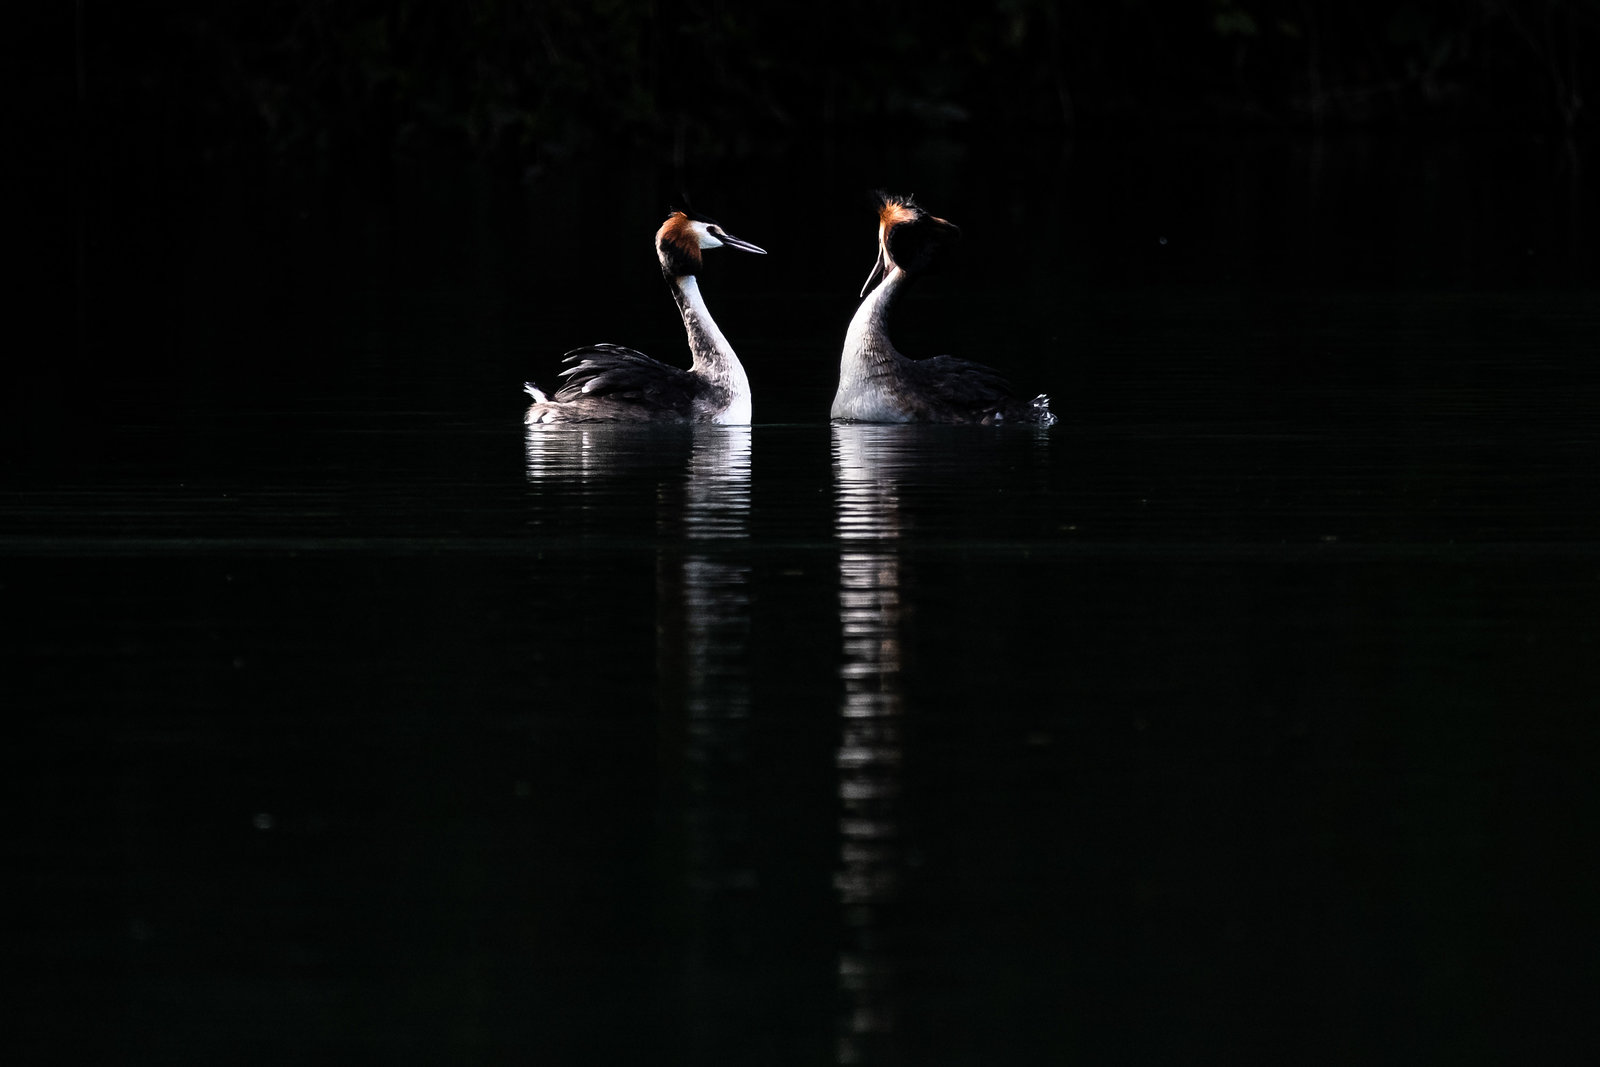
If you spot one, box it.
[860,192,961,297]
[656,208,766,278]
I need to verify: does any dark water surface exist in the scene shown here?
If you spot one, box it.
[15,134,1600,1062]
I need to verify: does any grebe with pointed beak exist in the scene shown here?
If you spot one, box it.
[832,193,1056,426]
[524,209,766,424]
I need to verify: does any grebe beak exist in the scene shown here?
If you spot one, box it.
[717,231,767,255]
[859,245,888,298]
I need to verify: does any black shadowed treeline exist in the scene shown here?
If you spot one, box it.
[74,1,1597,172]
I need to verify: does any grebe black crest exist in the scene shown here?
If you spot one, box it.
[524,209,766,424]
[831,192,1057,426]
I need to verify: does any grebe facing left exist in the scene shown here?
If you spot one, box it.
[831,193,1056,426]
[524,209,766,424]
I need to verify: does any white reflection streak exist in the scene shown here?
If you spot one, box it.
[832,425,905,1064]
[523,423,604,482]
[671,427,756,1049]
[682,427,753,719]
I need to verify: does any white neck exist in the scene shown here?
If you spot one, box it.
[831,269,907,420]
[675,274,752,425]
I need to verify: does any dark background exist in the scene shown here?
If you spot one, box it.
[61,1,1599,161]
[30,1,1599,437]
[15,4,1600,1063]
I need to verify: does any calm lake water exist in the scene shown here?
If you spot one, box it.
[13,133,1600,1062]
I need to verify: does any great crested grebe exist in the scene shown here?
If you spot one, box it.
[831,193,1057,426]
[524,209,765,424]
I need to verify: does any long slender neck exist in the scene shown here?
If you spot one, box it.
[671,275,736,373]
[839,267,906,386]
[671,273,752,421]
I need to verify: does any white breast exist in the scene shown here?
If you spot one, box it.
[830,275,910,421]
[715,393,752,425]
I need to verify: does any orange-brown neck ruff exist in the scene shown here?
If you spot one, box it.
[878,196,959,278]
[656,212,703,277]
[878,197,921,230]
[876,196,921,249]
